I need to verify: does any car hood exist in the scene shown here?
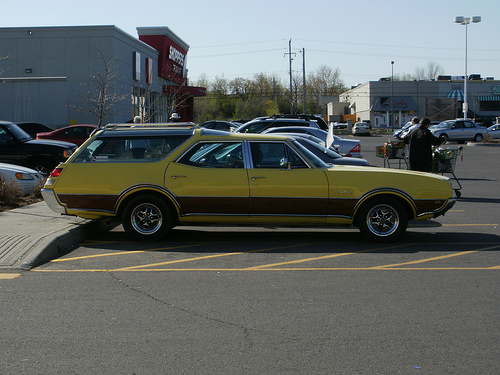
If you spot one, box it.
[25,138,77,148]
[0,162,39,174]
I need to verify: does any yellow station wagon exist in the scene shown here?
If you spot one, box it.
[42,123,456,242]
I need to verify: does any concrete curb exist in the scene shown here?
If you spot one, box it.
[18,218,118,270]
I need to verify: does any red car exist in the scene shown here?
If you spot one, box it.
[36,124,98,146]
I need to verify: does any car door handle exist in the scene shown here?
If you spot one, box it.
[171,175,186,179]
[251,177,265,181]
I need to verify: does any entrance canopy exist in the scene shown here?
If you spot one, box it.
[447,89,464,101]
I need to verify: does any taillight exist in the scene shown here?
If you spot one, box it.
[350,144,361,153]
[50,168,63,177]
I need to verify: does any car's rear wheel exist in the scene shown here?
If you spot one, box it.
[357,197,408,242]
[474,134,483,142]
[122,195,173,241]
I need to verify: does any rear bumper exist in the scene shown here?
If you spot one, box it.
[41,189,67,214]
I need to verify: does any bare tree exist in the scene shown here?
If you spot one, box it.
[414,61,444,80]
[71,48,127,127]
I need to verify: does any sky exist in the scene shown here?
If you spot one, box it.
[2,0,500,89]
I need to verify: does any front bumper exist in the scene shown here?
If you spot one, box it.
[433,199,456,219]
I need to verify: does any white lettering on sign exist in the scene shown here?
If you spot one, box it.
[169,46,185,66]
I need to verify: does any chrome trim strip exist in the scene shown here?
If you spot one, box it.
[41,189,67,214]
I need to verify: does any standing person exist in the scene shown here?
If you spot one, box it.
[170,113,180,122]
[403,117,444,172]
[398,116,419,139]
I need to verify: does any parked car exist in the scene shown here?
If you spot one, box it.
[42,123,455,243]
[0,162,44,195]
[15,122,54,138]
[199,120,238,132]
[429,119,487,143]
[36,124,98,146]
[486,124,500,139]
[292,137,369,166]
[352,122,370,136]
[262,126,362,158]
[330,122,348,130]
[393,121,413,139]
[235,116,326,134]
[261,132,367,166]
[0,121,77,175]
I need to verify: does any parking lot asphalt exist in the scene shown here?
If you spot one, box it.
[0,136,498,271]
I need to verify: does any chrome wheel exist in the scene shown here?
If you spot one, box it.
[358,197,408,242]
[131,203,163,235]
[366,204,400,237]
[122,195,173,241]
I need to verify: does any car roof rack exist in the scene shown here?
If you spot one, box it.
[103,122,197,130]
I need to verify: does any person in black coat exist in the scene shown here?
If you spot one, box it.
[403,117,444,172]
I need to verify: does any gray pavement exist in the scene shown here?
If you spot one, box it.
[0,202,115,270]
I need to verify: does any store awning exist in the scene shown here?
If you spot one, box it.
[373,96,416,112]
[447,89,464,101]
[477,96,500,101]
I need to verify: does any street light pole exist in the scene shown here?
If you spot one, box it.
[391,61,394,130]
[455,16,481,120]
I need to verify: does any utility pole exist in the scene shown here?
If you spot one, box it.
[285,39,296,114]
[302,48,306,114]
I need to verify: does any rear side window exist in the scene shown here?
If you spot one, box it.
[72,135,189,163]
[178,142,244,168]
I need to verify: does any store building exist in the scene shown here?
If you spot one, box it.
[0,25,206,127]
[333,76,500,128]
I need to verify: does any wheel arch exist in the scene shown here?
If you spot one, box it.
[115,185,180,225]
[353,191,416,227]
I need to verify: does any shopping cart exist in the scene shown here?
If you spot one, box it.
[432,146,463,197]
[375,141,408,169]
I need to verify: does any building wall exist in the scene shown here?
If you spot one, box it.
[339,79,500,127]
[0,26,161,127]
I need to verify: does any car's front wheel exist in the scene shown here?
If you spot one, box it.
[439,134,449,143]
[357,197,408,242]
[29,158,55,176]
[122,195,173,241]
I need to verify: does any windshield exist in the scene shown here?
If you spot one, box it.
[291,140,329,168]
[433,121,450,129]
[8,124,32,141]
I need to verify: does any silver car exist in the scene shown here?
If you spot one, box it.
[429,119,487,143]
[0,163,44,195]
[262,126,362,158]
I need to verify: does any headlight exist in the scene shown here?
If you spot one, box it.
[63,149,73,158]
[15,172,35,180]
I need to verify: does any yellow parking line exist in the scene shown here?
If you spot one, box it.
[111,243,310,271]
[51,243,210,262]
[442,224,497,226]
[371,244,500,269]
[0,273,21,279]
[32,266,499,272]
[245,244,414,270]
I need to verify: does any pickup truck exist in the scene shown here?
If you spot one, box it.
[0,121,77,175]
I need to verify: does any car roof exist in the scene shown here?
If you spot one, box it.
[90,123,296,142]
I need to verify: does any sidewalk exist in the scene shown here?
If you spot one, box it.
[0,201,115,270]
